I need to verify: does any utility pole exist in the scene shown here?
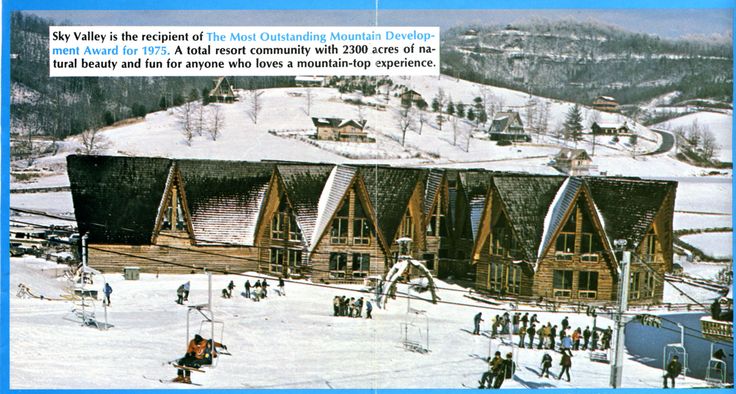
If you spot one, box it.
[610,240,631,389]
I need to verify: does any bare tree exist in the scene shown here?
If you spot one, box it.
[247,89,264,124]
[208,106,225,141]
[701,129,719,161]
[177,101,195,146]
[588,110,601,156]
[417,107,427,135]
[78,127,108,154]
[194,103,207,136]
[451,116,460,146]
[397,106,413,147]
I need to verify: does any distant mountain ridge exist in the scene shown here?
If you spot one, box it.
[440,21,732,107]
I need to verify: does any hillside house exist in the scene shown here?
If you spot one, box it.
[592,96,620,113]
[208,77,236,103]
[488,111,531,142]
[400,89,424,106]
[67,156,677,302]
[295,76,327,87]
[591,121,631,135]
[553,148,597,176]
[312,117,370,142]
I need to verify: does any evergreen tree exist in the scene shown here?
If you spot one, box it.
[563,104,584,142]
[456,103,465,118]
[446,99,455,116]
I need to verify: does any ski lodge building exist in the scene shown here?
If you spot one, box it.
[67,155,676,305]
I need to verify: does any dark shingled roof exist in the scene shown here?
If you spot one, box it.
[423,169,444,217]
[493,175,567,262]
[276,164,335,247]
[359,166,424,244]
[459,171,493,242]
[67,155,172,245]
[537,177,583,263]
[177,160,274,246]
[586,177,676,248]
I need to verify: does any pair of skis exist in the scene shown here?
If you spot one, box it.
[144,363,205,386]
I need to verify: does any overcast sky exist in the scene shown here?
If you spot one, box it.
[26,9,732,41]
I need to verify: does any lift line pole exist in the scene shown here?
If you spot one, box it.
[610,249,631,388]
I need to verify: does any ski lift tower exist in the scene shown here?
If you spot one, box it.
[396,237,431,353]
[610,239,631,389]
[186,272,224,368]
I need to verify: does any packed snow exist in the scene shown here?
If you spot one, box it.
[656,111,733,163]
[9,258,717,389]
[680,232,733,259]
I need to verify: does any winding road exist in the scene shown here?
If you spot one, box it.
[647,128,676,155]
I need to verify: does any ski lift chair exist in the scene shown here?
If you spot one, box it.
[663,344,689,379]
[187,304,225,368]
[705,344,728,386]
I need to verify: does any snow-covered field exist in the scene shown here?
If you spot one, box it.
[9,258,719,389]
[674,213,731,231]
[656,111,733,163]
[680,232,733,259]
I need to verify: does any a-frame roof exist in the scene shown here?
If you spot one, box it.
[493,175,567,262]
[67,155,173,245]
[423,169,445,217]
[458,171,493,242]
[275,163,335,249]
[537,177,583,265]
[359,165,425,244]
[586,177,676,249]
[177,160,274,246]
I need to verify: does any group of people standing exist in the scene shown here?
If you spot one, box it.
[333,295,373,319]
[177,276,287,304]
[474,311,614,385]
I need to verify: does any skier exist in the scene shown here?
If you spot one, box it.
[492,352,515,389]
[365,300,373,319]
[348,297,356,317]
[277,276,285,296]
[561,334,573,351]
[521,312,529,329]
[261,279,269,298]
[550,325,558,350]
[527,324,536,349]
[518,325,527,348]
[244,280,251,299]
[355,297,363,317]
[663,355,683,388]
[103,282,112,306]
[540,352,553,378]
[223,280,235,298]
[478,351,502,388]
[473,312,484,335]
[492,315,500,338]
[530,313,539,325]
[561,316,569,331]
[602,327,613,350]
[176,281,190,305]
[253,280,262,301]
[558,350,572,382]
[572,328,581,351]
[512,312,520,334]
[174,334,227,384]
[590,330,599,351]
[333,295,340,316]
[582,326,591,350]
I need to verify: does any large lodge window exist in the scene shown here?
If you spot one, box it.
[329,253,348,279]
[629,271,641,300]
[272,200,302,242]
[353,199,371,245]
[330,202,350,244]
[507,265,522,295]
[641,230,658,263]
[555,209,577,261]
[489,262,504,292]
[400,212,414,239]
[352,253,370,278]
[426,195,448,237]
[270,248,285,273]
[553,270,573,298]
[491,216,518,258]
[644,271,655,298]
[162,187,186,231]
[578,271,598,299]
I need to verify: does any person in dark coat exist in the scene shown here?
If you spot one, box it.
[527,324,537,349]
[561,316,569,331]
[103,283,113,306]
[591,330,599,351]
[663,355,683,388]
[518,326,527,348]
[492,352,515,389]
[244,280,251,299]
[473,312,484,335]
[521,312,529,328]
[365,300,373,319]
[277,276,285,296]
[333,296,340,316]
[550,325,558,350]
[261,279,269,297]
[540,353,553,378]
[479,351,503,388]
[582,326,591,350]
[558,350,572,382]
